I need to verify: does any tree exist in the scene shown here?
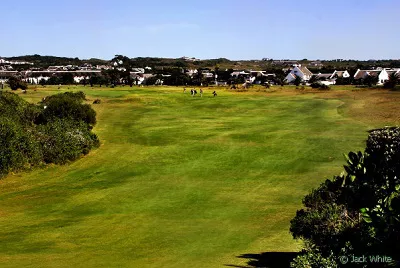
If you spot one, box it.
[214,65,220,75]
[7,76,27,91]
[335,76,352,85]
[39,78,47,87]
[163,72,192,86]
[89,74,99,87]
[60,72,74,85]
[111,55,132,70]
[308,75,318,84]
[47,76,61,85]
[384,73,399,89]
[143,75,160,86]
[294,75,302,86]
[363,75,379,87]
[80,77,88,87]
[290,127,400,267]
[120,70,134,87]
[104,69,121,86]
[175,61,187,68]
[193,69,203,86]
[216,69,232,81]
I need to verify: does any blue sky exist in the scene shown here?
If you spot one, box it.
[2,0,400,60]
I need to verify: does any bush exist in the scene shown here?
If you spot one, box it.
[335,77,352,85]
[291,249,337,268]
[7,76,28,91]
[37,91,96,127]
[319,84,330,90]
[0,91,41,126]
[310,82,330,90]
[290,127,400,267]
[310,82,321,89]
[0,119,41,176]
[37,119,99,164]
[0,91,100,177]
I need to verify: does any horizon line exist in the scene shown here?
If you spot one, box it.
[1,54,400,62]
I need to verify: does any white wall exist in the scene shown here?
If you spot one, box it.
[320,80,336,86]
[291,67,305,80]
[74,76,89,83]
[378,69,389,84]
[24,76,50,84]
[285,73,296,83]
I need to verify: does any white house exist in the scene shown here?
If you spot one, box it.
[312,70,350,85]
[231,71,250,77]
[24,77,44,84]
[73,76,90,83]
[186,69,198,77]
[310,61,323,67]
[354,68,390,85]
[387,69,400,79]
[96,65,112,70]
[315,73,333,80]
[284,65,313,83]
[331,70,350,78]
[132,68,145,73]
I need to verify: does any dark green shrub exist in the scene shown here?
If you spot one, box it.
[383,73,399,89]
[310,82,330,90]
[0,91,99,177]
[310,82,321,89]
[290,127,400,267]
[319,84,330,90]
[37,91,96,126]
[290,249,337,268]
[37,119,99,164]
[7,76,28,91]
[0,119,41,176]
[0,91,39,125]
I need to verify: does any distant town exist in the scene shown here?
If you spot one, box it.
[0,55,399,87]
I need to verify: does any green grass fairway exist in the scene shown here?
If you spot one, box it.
[0,86,399,267]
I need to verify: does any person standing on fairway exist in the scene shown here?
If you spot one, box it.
[200,88,203,97]
[184,87,186,93]
[213,91,217,97]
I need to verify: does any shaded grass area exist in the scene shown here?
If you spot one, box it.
[226,252,300,268]
[0,86,397,267]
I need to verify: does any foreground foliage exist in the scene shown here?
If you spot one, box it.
[290,127,400,267]
[0,91,99,177]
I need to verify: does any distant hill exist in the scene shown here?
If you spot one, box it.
[5,55,107,68]
[3,55,400,71]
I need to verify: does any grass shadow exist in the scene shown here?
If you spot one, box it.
[226,252,299,268]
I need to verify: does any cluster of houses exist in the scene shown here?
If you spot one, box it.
[353,68,400,85]
[0,58,33,66]
[284,65,399,85]
[284,65,350,85]
[0,56,399,86]
[181,56,200,62]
